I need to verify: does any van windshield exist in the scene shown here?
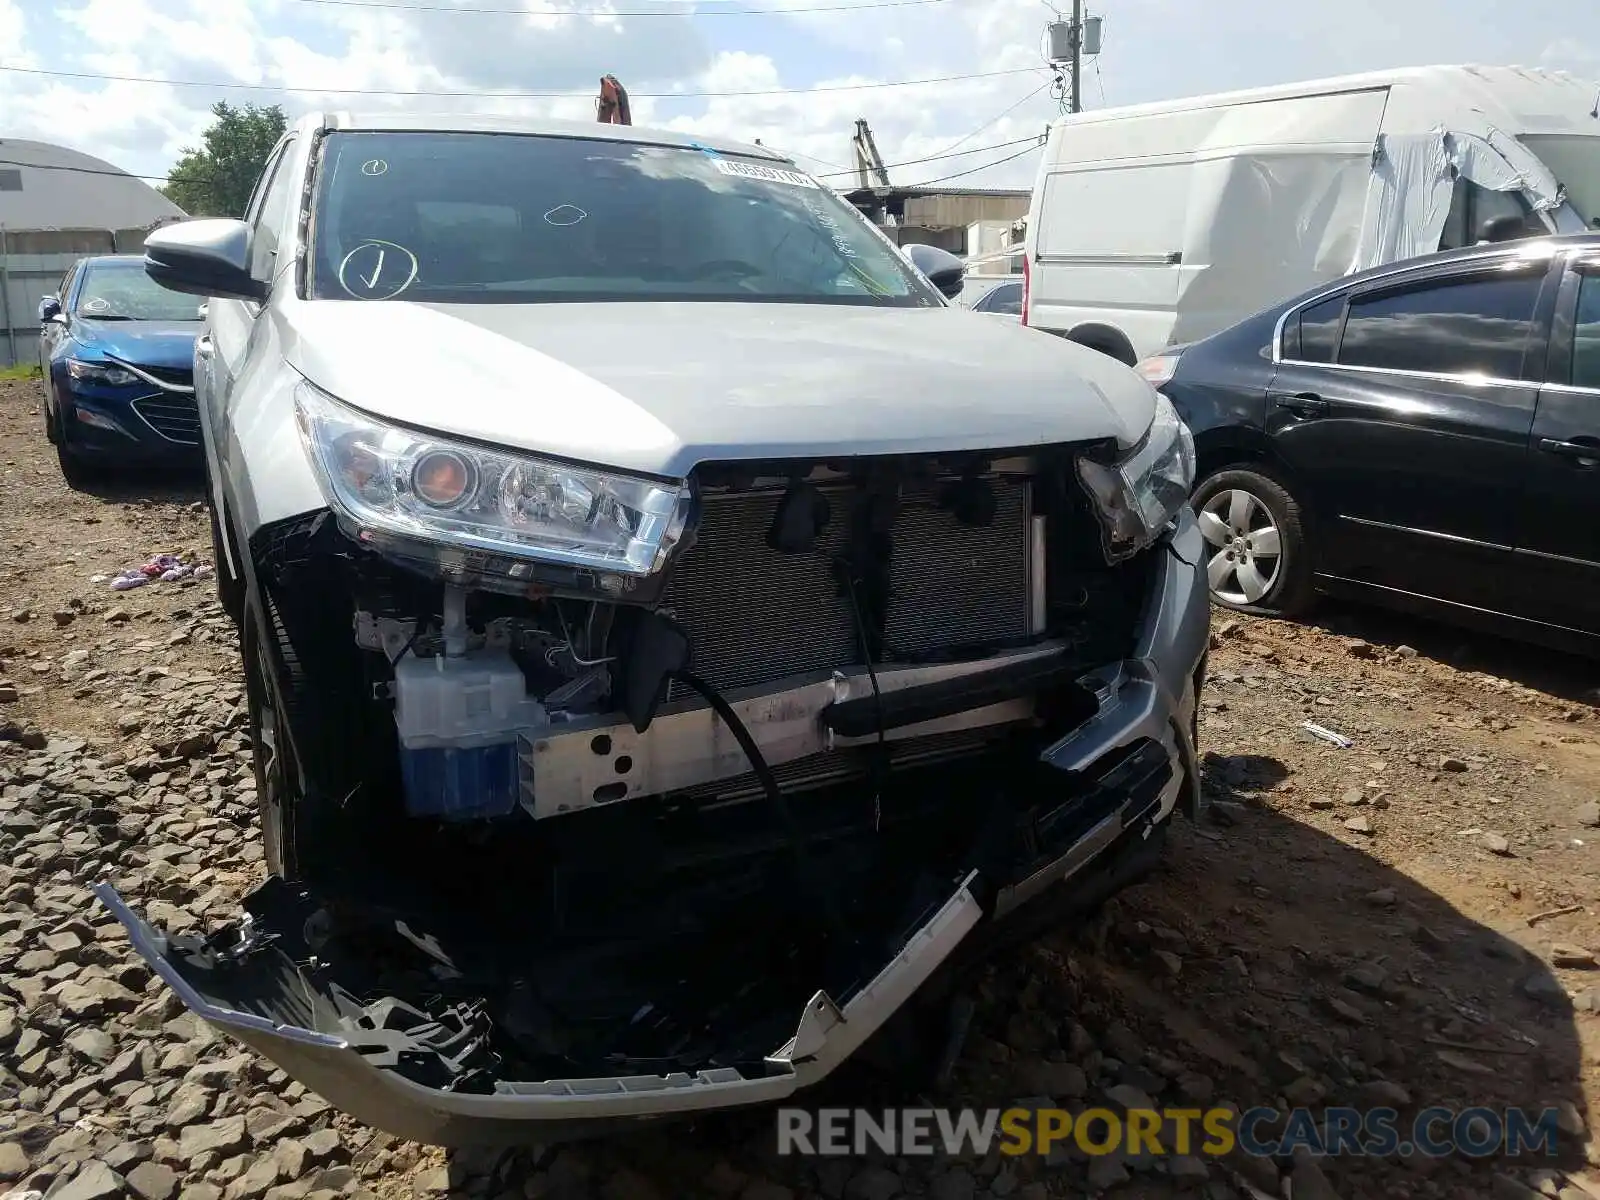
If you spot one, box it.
[308,131,939,307]
[1521,134,1600,226]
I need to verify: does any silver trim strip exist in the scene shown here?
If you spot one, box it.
[1540,382,1600,396]
[1036,251,1180,266]
[1339,514,1509,552]
[1339,515,1597,577]
[105,355,197,395]
[1272,357,1531,389]
[1028,514,1048,634]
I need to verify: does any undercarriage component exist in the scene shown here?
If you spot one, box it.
[519,644,1063,819]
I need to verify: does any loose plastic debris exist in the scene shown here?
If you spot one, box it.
[108,553,211,591]
[1300,721,1353,748]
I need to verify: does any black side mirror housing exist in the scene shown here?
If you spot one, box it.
[144,219,268,303]
[38,296,62,323]
[1477,215,1531,244]
[904,243,967,300]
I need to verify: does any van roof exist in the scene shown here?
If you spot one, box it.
[1050,64,1600,138]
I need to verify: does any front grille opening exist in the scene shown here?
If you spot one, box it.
[131,394,200,444]
[659,478,1034,697]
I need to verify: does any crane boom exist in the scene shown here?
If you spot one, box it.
[596,75,632,125]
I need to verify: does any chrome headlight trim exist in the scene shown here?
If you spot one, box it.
[293,381,693,578]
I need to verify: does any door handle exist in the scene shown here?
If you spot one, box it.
[1268,391,1330,418]
[1538,437,1600,466]
[195,336,214,358]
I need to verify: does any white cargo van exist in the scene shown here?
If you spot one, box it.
[1021,64,1600,364]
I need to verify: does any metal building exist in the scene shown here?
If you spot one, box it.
[0,138,186,368]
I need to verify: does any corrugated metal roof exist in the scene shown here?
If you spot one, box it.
[0,139,185,232]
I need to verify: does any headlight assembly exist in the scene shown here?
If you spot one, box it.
[294,382,693,583]
[67,359,139,387]
[1076,391,1196,563]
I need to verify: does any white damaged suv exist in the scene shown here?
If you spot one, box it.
[106,111,1210,1147]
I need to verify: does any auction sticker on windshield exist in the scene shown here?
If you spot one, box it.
[713,159,819,188]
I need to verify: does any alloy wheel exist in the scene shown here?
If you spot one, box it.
[1198,488,1284,606]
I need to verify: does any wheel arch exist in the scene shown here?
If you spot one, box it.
[1192,426,1301,495]
[1065,323,1138,366]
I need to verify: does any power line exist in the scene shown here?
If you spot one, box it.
[817,133,1037,179]
[0,156,179,184]
[899,139,1042,187]
[0,62,1039,100]
[787,147,854,172]
[814,78,1052,179]
[925,77,1051,157]
[293,0,951,11]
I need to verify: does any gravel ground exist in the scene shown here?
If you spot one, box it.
[3,373,1600,1200]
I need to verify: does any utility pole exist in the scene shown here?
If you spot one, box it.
[1069,0,1082,115]
[1047,5,1100,114]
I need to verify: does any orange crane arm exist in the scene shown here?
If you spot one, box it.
[596,75,632,125]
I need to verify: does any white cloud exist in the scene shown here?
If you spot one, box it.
[1,0,1597,199]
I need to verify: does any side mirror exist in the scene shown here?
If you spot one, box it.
[904,243,967,300]
[38,296,61,323]
[144,219,268,303]
[1477,215,1530,245]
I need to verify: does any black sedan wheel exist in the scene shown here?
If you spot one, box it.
[1193,466,1314,616]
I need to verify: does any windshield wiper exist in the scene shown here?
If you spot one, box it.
[78,313,136,321]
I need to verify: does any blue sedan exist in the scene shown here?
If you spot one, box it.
[39,254,205,481]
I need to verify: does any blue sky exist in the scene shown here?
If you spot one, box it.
[0,0,1595,191]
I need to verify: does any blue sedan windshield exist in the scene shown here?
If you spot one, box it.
[76,260,205,321]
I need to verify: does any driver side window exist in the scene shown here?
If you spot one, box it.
[247,139,298,285]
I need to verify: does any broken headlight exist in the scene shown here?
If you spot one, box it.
[1076,392,1195,563]
[295,382,692,576]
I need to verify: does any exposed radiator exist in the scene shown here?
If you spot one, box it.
[659,478,1034,697]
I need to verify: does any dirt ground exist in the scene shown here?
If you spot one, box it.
[3,371,1600,1200]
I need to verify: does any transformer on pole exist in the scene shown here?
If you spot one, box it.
[1046,6,1102,113]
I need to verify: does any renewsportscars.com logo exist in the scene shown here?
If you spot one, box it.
[775,1105,1565,1159]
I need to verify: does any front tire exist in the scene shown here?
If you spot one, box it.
[55,438,99,489]
[1192,466,1314,616]
[244,599,295,879]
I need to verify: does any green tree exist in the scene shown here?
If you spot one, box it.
[160,101,289,218]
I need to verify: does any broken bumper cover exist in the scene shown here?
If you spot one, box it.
[93,508,1208,1146]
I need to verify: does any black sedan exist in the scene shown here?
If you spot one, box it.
[1139,232,1600,654]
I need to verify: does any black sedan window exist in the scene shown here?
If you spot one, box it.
[1335,272,1543,380]
[1295,295,1344,363]
[975,283,1023,314]
[1575,271,1600,389]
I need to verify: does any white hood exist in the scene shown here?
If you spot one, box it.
[280,299,1156,478]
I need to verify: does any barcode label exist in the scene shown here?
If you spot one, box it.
[712,158,820,188]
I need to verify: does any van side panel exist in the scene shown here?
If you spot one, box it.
[1029,87,1389,360]
[1172,151,1372,345]
[1030,159,1191,360]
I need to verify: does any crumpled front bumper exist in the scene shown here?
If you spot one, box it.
[94,507,1210,1147]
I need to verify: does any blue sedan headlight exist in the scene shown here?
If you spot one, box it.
[67,359,139,387]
